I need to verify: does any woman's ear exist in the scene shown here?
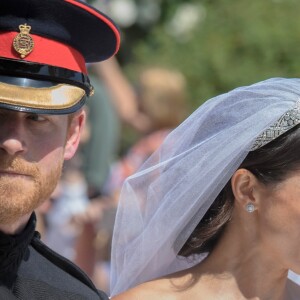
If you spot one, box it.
[64,109,86,160]
[231,168,261,213]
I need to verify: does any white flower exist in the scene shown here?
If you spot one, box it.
[109,0,138,28]
[165,3,206,41]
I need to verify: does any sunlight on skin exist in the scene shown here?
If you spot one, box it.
[0,109,85,234]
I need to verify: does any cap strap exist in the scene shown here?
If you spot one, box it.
[0,58,92,96]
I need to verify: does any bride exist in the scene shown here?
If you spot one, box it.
[110,78,300,299]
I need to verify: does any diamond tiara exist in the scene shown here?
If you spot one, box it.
[251,99,300,151]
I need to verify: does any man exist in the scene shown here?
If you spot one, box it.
[0,0,120,298]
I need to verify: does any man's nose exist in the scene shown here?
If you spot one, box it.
[0,123,27,156]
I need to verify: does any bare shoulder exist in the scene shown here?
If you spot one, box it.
[111,278,177,300]
[111,287,155,300]
[111,269,201,300]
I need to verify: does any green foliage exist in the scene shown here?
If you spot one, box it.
[122,0,300,110]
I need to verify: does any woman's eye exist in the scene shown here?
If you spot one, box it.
[27,114,47,122]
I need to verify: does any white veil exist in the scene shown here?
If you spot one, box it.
[110,78,300,296]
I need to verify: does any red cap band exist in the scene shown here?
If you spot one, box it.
[0,31,87,74]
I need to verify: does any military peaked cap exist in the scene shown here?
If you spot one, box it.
[0,0,120,114]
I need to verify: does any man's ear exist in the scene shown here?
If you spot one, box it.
[231,168,261,212]
[64,109,86,160]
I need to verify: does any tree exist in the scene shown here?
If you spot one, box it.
[118,0,300,109]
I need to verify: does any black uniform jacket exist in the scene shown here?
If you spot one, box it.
[0,214,109,300]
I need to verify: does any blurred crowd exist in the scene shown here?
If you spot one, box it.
[34,56,189,293]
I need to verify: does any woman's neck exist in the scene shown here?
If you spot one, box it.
[191,222,289,300]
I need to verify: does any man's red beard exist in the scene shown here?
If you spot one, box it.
[0,154,63,225]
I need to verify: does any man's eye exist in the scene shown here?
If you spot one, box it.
[27,114,47,122]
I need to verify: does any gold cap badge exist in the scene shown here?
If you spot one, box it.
[13,24,34,58]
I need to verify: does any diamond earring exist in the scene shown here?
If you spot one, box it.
[245,203,255,213]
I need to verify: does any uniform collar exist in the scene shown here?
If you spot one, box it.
[0,213,36,287]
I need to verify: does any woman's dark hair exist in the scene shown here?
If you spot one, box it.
[178,124,300,257]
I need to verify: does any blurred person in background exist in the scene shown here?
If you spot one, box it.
[81,69,121,200]
[104,63,189,203]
